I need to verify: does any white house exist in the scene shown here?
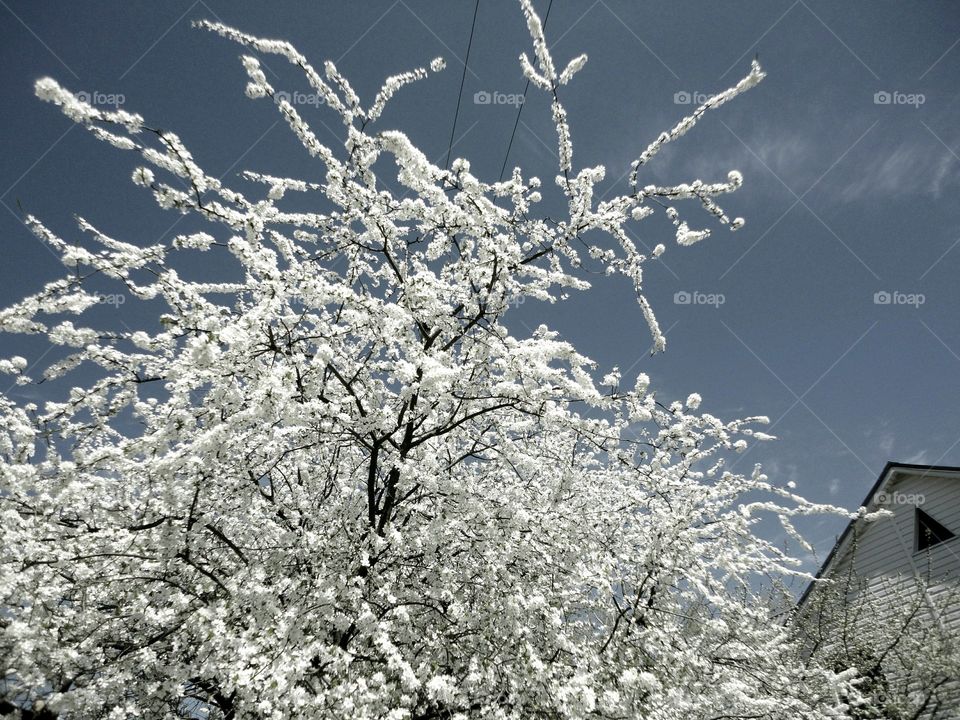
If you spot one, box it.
[796,462,960,717]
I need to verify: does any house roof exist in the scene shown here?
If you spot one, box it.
[796,461,960,609]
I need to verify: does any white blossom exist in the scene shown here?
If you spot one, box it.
[0,5,859,719]
[131,166,154,186]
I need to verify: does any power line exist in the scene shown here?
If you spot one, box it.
[498,0,554,182]
[445,0,481,170]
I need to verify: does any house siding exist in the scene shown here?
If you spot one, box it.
[798,466,960,718]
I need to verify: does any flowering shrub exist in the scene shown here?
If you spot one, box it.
[1,2,860,717]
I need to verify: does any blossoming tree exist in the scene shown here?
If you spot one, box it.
[1,2,860,718]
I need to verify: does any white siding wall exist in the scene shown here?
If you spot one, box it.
[821,470,960,717]
[849,472,960,594]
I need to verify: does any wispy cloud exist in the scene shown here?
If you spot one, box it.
[620,111,959,207]
[623,127,812,194]
[901,448,930,464]
[838,138,958,202]
[878,433,895,456]
[828,476,841,496]
[765,458,801,488]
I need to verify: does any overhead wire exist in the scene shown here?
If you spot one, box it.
[445,0,482,170]
[498,0,555,181]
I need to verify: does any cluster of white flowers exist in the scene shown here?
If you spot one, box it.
[0,3,866,719]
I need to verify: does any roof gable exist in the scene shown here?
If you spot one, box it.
[797,462,960,608]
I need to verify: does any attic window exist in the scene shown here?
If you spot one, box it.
[915,508,956,551]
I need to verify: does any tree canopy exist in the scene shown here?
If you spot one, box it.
[0,2,868,718]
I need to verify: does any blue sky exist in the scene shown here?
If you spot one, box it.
[2,1,960,571]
